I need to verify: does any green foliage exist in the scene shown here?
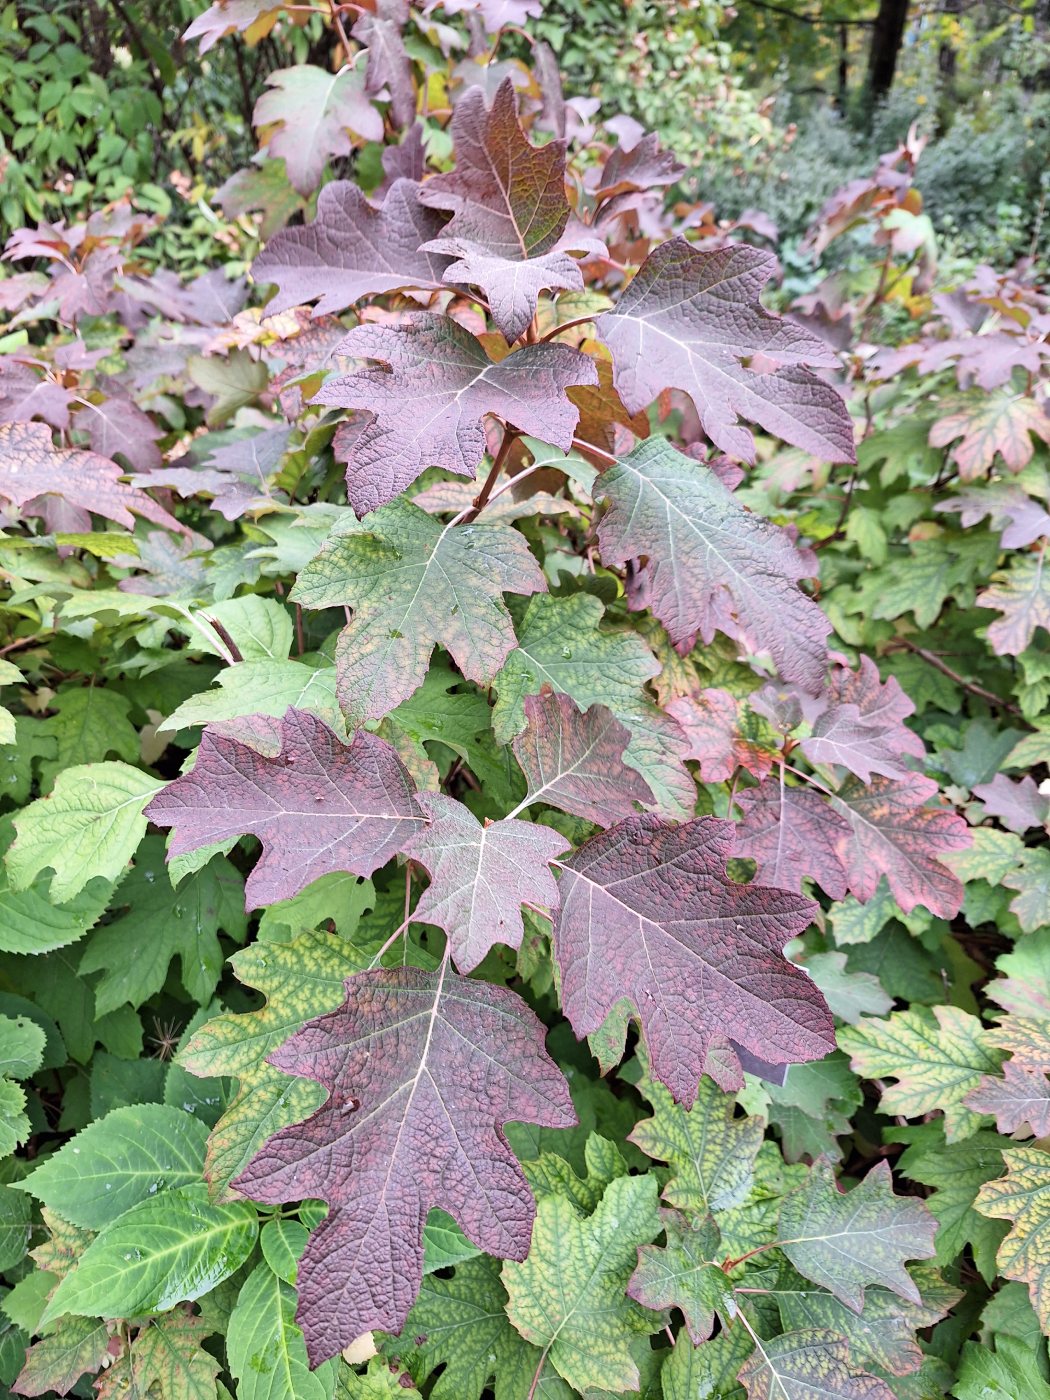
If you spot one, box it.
[0,0,1048,1396]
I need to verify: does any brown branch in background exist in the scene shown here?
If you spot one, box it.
[885,638,1024,716]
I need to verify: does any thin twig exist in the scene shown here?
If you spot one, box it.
[537,314,599,344]
[885,638,1023,715]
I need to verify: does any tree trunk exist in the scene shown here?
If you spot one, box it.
[865,0,909,107]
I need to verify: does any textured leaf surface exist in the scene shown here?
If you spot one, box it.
[314,315,596,513]
[235,964,575,1362]
[403,791,569,972]
[627,1210,732,1343]
[979,550,1050,656]
[19,1104,207,1229]
[254,179,449,316]
[667,688,775,783]
[511,692,654,825]
[976,1146,1050,1331]
[41,1184,258,1324]
[501,1173,662,1394]
[555,814,832,1100]
[630,1069,764,1214]
[596,439,831,689]
[12,1316,109,1398]
[738,1329,895,1400]
[779,1159,937,1311]
[0,421,184,534]
[94,1312,221,1400]
[966,1061,1050,1138]
[145,710,422,908]
[178,932,367,1191]
[596,240,855,462]
[392,1253,570,1400]
[829,773,970,917]
[839,1006,1001,1143]
[293,500,546,725]
[419,79,583,340]
[8,761,164,904]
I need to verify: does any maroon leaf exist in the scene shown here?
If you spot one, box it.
[735,776,851,900]
[235,963,575,1362]
[596,240,855,463]
[314,314,597,514]
[553,814,833,1101]
[430,0,543,28]
[403,792,570,972]
[666,688,775,783]
[252,180,450,317]
[418,79,586,341]
[596,133,684,201]
[0,421,185,535]
[972,773,1050,834]
[145,708,423,908]
[511,692,655,826]
[829,773,970,918]
[594,439,831,691]
[965,1062,1050,1138]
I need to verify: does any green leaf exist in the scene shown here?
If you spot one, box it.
[8,762,164,903]
[778,1159,937,1311]
[18,1104,208,1230]
[0,813,114,956]
[976,1145,1050,1331]
[660,1324,751,1400]
[260,1218,310,1285]
[770,1260,961,1377]
[628,1210,732,1344]
[78,839,247,1013]
[738,1328,895,1400]
[160,659,345,745]
[0,1177,31,1271]
[1005,848,1050,933]
[502,1173,663,1394]
[899,1129,1010,1282]
[41,1184,258,1325]
[838,1006,1002,1142]
[37,687,140,791]
[954,1336,1050,1400]
[631,1069,764,1215]
[390,1253,571,1400]
[177,932,367,1191]
[188,350,268,428]
[94,1312,221,1400]
[12,1315,109,1398]
[292,499,545,728]
[228,1261,338,1400]
[0,1014,45,1079]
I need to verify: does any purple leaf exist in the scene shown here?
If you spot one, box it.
[419,79,584,340]
[554,813,833,1102]
[314,314,597,514]
[596,239,856,463]
[595,439,831,691]
[235,964,575,1362]
[145,708,423,908]
[512,692,655,826]
[404,791,570,972]
[972,773,1050,833]
[254,66,384,197]
[253,180,450,317]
